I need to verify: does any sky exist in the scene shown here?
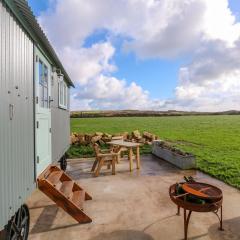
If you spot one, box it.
[28,0,240,111]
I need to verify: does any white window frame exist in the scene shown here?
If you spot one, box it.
[38,60,49,109]
[58,75,68,110]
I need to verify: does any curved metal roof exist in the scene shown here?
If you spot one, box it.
[13,0,74,87]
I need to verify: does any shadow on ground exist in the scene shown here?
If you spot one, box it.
[89,230,154,240]
[66,155,186,181]
[208,217,240,240]
[30,205,59,234]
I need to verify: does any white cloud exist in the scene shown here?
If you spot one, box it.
[75,75,156,110]
[189,40,240,83]
[203,0,240,46]
[60,42,116,85]
[38,0,240,111]
[40,0,240,57]
[57,41,157,110]
[64,43,160,110]
[170,40,240,111]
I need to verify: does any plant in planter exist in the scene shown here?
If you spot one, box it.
[157,141,192,156]
[152,140,196,170]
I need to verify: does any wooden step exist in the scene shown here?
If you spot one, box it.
[59,181,74,198]
[37,165,92,224]
[47,171,63,185]
[42,166,56,179]
[70,190,85,210]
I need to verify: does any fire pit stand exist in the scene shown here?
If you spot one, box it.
[169,182,224,240]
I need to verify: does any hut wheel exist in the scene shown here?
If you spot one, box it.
[6,204,30,240]
[60,154,67,171]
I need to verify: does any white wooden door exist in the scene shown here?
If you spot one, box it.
[35,48,52,176]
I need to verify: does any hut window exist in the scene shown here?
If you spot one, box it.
[59,78,68,109]
[39,61,49,108]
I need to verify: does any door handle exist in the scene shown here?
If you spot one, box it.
[49,96,54,108]
[9,104,14,120]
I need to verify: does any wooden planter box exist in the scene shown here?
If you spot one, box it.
[152,140,196,170]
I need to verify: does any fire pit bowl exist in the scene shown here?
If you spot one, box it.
[169,182,223,240]
[169,182,223,212]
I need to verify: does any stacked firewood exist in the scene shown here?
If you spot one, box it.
[70,130,158,146]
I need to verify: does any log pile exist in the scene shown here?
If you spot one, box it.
[70,130,158,146]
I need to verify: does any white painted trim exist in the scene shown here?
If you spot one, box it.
[58,75,68,110]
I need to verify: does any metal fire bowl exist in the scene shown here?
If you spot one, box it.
[169,183,223,212]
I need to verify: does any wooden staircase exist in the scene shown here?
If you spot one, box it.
[37,165,92,224]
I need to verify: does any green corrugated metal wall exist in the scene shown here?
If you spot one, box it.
[51,72,70,163]
[0,0,71,230]
[0,0,35,230]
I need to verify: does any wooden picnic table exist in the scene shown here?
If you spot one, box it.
[108,140,141,172]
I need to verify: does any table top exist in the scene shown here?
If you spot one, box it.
[108,140,140,147]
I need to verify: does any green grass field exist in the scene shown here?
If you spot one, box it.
[70,115,240,188]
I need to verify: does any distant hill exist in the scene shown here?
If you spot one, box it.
[70,110,240,118]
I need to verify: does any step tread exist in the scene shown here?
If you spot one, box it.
[47,171,63,185]
[71,190,85,210]
[59,181,74,197]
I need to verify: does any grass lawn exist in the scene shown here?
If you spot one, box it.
[69,115,240,189]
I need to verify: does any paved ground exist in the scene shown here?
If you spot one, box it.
[28,155,240,240]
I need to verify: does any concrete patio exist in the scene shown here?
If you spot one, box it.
[28,155,240,240]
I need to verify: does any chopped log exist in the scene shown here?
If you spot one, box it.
[122,132,129,140]
[143,131,156,141]
[91,135,102,143]
[98,139,105,146]
[95,132,103,137]
[112,136,124,141]
[103,133,112,139]
[85,134,94,144]
[132,130,142,141]
[71,134,79,145]
[132,130,141,137]
[102,133,112,143]
[127,134,132,140]
[138,138,146,144]
[78,134,86,145]
[102,136,112,143]
[72,132,78,137]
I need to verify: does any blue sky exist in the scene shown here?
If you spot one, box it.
[28,1,48,15]
[229,0,240,21]
[29,0,240,111]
